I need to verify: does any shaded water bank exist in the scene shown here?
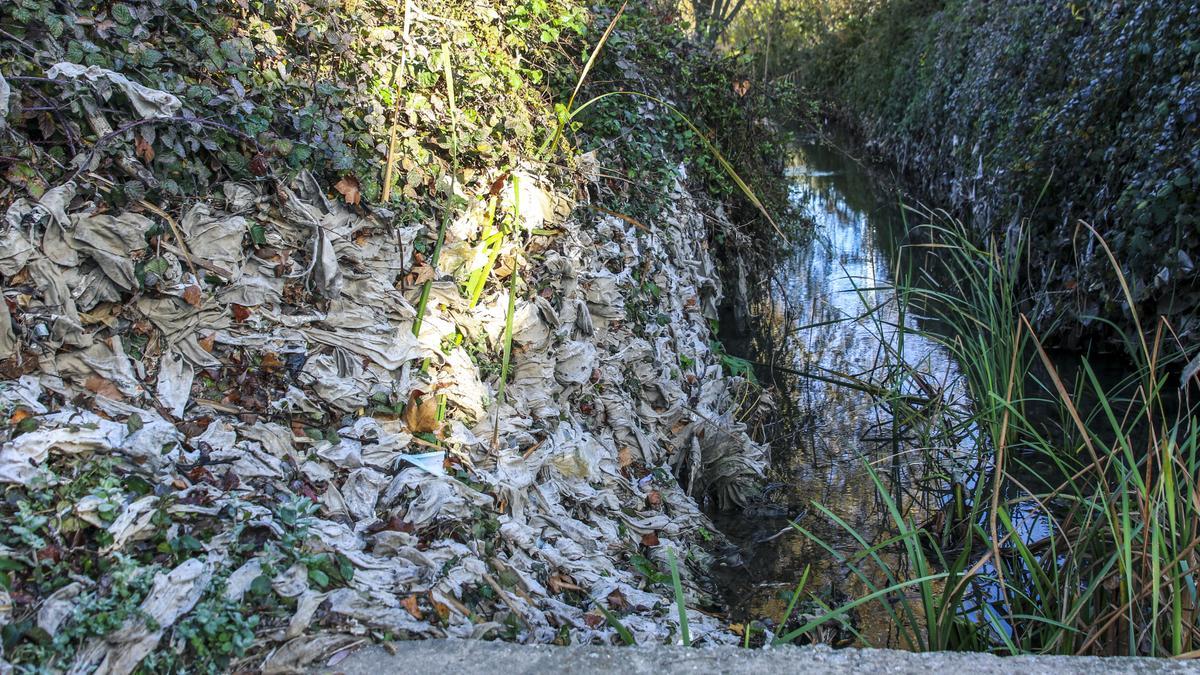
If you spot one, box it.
[710,126,1200,655]
[712,133,973,645]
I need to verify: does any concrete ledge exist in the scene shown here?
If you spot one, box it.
[322,640,1198,674]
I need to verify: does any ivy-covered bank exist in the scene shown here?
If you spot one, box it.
[792,0,1200,348]
[0,1,790,671]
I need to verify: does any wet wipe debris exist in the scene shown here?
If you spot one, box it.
[0,72,770,672]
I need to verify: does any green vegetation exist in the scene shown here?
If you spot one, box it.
[0,0,795,668]
[731,0,1200,348]
[784,209,1200,656]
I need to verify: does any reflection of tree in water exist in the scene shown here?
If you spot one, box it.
[715,136,973,648]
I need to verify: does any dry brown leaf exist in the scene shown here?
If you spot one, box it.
[402,392,440,434]
[84,374,124,400]
[640,531,660,547]
[617,447,634,470]
[607,588,630,610]
[547,573,581,594]
[79,303,121,328]
[429,594,451,621]
[400,595,422,620]
[249,153,270,177]
[409,263,435,286]
[334,175,361,206]
[134,133,155,163]
[182,284,202,307]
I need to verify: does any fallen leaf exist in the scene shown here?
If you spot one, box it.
[334,175,361,206]
[10,408,31,425]
[187,466,215,484]
[428,593,451,621]
[250,153,270,177]
[402,392,440,434]
[409,263,435,285]
[607,588,630,610]
[182,284,202,307]
[617,447,634,470]
[547,573,581,594]
[400,595,422,620]
[198,334,215,352]
[646,490,662,508]
[84,374,124,400]
[232,304,252,322]
[641,531,660,547]
[37,544,63,563]
[134,133,155,163]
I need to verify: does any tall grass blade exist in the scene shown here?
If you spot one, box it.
[540,2,627,158]
[495,176,520,415]
[595,601,637,645]
[667,547,691,647]
[569,91,785,240]
[413,46,458,338]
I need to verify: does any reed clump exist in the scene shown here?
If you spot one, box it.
[782,208,1200,657]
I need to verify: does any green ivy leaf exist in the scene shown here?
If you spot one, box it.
[307,567,329,588]
[249,574,272,596]
[249,224,267,247]
[111,3,134,25]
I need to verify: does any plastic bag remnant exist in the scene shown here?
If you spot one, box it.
[0,154,769,660]
[0,72,11,129]
[46,63,182,120]
[69,558,212,675]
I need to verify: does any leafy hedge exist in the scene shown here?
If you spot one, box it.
[1,0,598,210]
[1,0,789,238]
[796,0,1200,347]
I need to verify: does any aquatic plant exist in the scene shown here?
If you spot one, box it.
[783,208,1200,656]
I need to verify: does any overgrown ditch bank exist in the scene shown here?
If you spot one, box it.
[0,1,794,671]
[779,0,1200,352]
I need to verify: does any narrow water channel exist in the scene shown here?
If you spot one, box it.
[715,135,975,645]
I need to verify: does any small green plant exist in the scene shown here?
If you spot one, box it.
[667,548,691,647]
[143,594,260,674]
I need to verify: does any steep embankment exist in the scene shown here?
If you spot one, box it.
[0,1,785,670]
[801,0,1200,347]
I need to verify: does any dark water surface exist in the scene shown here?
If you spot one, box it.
[710,130,1164,648]
[713,136,977,645]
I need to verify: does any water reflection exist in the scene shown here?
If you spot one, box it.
[715,138,976,646]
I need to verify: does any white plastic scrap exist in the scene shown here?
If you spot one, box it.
[46,63,182,120]
[0,156,770,660]
[69,558,212,675]
[0,72,10,129]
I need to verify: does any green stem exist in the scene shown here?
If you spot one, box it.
[413,45,458,338]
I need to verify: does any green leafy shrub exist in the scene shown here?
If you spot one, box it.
[776,0,1200,348]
